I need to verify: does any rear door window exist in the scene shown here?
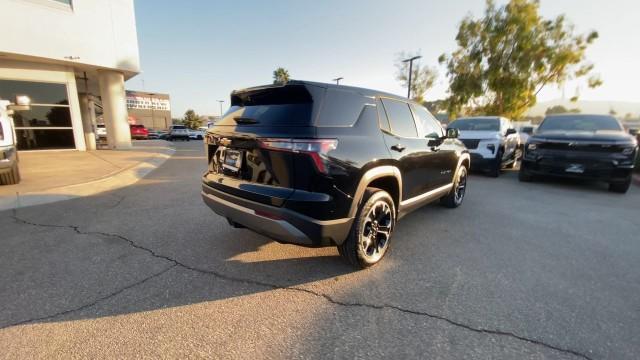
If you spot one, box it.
[381,99,418,138]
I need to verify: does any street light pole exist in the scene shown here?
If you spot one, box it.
[217,100,225,119]
[402,55,422,99]
[333,77,344,85]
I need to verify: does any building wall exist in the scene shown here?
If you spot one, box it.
[126,91,172,131]
[0,0,140,74]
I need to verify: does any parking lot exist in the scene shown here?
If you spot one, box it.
[1,140,638,359]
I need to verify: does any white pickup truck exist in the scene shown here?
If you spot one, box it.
[0,100,20,185]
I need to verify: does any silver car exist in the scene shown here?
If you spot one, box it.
[447,116,521,177]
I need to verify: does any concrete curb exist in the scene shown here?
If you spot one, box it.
[0,146,175,211]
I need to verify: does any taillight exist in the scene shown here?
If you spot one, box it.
[258,138,338,174]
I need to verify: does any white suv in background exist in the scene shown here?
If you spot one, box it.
[447,116,521,177]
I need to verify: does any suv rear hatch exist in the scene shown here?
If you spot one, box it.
[204,83,331,206]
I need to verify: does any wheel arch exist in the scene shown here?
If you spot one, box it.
[348,166,402,218]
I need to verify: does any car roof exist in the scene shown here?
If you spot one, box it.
[231,80,413,104]
[454,116,502,120]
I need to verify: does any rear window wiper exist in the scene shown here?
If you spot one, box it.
[234,117,259,124]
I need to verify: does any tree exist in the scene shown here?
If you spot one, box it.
[273,67,291,85]
[545,105,580,115]
[439,0,601,119]
[395,52,438,103]
[182,109,203,129]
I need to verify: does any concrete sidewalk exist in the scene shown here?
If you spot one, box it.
[0,140,174,211]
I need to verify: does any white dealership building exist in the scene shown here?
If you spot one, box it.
[0,0,140,151]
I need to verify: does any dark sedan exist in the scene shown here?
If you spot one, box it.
[520,114,638,193]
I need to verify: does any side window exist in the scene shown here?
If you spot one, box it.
[381,99,418,138]
[316,88,369,127]
[411,104,444,138]
[376,99,391,132]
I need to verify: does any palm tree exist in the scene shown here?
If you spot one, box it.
[273,67,291,85]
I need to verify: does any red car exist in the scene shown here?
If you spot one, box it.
[130,124,149,140]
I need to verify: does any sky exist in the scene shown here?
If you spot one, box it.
[129,0,640,118]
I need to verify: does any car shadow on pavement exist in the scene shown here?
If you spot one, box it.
[0,170,357,329]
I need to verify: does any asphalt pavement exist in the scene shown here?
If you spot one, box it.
[1,141,638,359]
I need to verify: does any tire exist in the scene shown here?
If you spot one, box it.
[338,188,395,269]
[609,176,632,194]
[518,166,534,182]
[488,149,503,177]
[0,162,21,185]
[440,165,468,208]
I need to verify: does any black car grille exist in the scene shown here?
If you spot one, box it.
[538,142,622,153]
[461,139,480,149]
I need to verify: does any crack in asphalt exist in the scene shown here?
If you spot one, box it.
[7,214,593,360]
[2,264,177,329]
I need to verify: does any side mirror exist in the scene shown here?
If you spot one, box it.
[505,128,517,136]
[446,128,459,139]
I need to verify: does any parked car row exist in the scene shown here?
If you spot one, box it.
[95,124,208,142]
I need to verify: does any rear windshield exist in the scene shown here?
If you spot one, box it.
[448,118,500,131]
[131,125,145,129]
[538,115,623,132]
[220,85,313,127]
[172,125,186,129]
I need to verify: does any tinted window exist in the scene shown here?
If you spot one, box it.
[12,106,72,127]
[448,118,500,131]
[538,115,623,132]
[131,125,145,129]
[218,104,312,127]
[381,99,418,138]
[376,99,391,132]
[316,89,370,127]
[411,104,443,138]
[172,125,186,129]
[0,80,68,105]
[16,129,75,150]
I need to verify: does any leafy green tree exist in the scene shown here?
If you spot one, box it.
[273,67,291,85]
[439,0,601,119]
[182,109,203,129]
[545,105,580,115]
[395,52,438,103]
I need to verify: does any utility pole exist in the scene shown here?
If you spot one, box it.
[217,100,225,119]
[148,93,156,130]
[402,55,422,99]
[332,77,344,85]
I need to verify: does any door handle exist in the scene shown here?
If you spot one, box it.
[391,144,406,152]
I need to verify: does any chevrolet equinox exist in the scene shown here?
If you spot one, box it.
[202,81,470,268]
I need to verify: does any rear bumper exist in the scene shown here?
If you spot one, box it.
[0,146,17,173]
[201,183,353,247]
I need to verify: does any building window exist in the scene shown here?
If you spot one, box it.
[0,80,75,150]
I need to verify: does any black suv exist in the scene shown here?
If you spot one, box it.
[201,81,470,268]
[520,114,638,193]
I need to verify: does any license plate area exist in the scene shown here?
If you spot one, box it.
[565,163,585,174]
[222,148,243,173]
